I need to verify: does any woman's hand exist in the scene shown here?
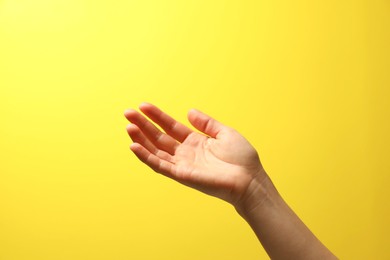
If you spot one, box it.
[125,103,337,259]
[124,102,266,206]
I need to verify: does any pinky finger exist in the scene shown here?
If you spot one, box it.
[130,143,176,177]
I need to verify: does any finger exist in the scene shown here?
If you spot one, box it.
[139,102,193,143]
[130,143,177,177]
[126,124,173,162]
[124,109,179,155]
[187,109,225,138]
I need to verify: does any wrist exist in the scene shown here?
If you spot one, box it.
[234,169,281,218]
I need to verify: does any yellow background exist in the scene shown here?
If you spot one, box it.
[1,0,389,259]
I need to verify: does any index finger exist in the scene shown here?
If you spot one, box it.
[139,102,193,142]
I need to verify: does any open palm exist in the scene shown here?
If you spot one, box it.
[124,103,265,204]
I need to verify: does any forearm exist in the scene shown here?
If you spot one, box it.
[235,172,337,260]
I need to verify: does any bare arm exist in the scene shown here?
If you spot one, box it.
[124,102,337,259]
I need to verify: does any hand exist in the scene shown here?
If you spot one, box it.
[125,103,337,259]
[124,103,267,206]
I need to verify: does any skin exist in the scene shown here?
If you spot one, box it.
[124,102,337,260]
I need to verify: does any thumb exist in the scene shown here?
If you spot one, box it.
[187,109,225,138]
